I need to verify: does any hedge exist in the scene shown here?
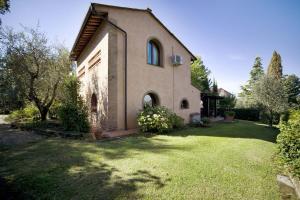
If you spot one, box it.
[277,109,300,178]
[232,108,260,121]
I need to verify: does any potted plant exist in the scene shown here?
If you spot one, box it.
[200,117,211,127]
[224,111,235,122]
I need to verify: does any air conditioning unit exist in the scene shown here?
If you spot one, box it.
[171,55,183,66]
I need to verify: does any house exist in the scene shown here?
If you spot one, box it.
[218,88,233,98]
[70,3,201,131]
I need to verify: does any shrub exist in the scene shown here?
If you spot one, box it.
[58,76,90,133]
[48,101,61,119]
[201,117,210,125]
[6,104,40,122]
[277,109,300,178]
[137,106,184,133]
[170,113,184,129]
[58,103,89,132]
[224,111,235,117]
[232,108,260,121]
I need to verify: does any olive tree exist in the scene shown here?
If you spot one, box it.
[0,26,71,120]
[252,75,288,127]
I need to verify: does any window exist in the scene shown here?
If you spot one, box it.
[78,66,85,79]
[88,50,101,69]
[143,93,159,107]
[91,93,97,112]
[147,40,160,66]
[180,99,189,109]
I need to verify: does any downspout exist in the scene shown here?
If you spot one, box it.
[91,6,128,130]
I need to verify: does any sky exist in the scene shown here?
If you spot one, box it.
[2,0,300,94]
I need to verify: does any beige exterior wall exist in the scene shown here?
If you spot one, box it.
[77,6,201,130]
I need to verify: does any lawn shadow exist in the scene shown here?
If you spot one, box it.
[98,135,191,160]
[169,120,279,143]
[0,138,170,200]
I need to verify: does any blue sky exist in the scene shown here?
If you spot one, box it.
[2,0,300,94]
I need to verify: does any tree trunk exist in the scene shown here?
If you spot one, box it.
[40,107,48,121]
[269,110,273,127]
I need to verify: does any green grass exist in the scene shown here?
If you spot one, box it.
[0,120,280,200]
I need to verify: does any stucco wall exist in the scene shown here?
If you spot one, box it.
[76,23,110,130]
[95,7,200,129]
[77,6,201,130]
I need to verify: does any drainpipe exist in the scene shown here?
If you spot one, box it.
[91,6,128,130]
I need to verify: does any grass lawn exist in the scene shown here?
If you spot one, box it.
[0,120,280,200]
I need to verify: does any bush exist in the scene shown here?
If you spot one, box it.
[224,111,235,117]
[201,117,210,125]
[6,104,40,122]
[48,101,61,119]
[277,109,300,178]
[170,113,184,129]
[58,76,90,133]
[137,106,184,133]
[232,108,260,121]
[58,103,89,132]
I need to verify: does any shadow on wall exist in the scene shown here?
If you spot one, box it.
[0,139,171,199]
[86,72,108,131]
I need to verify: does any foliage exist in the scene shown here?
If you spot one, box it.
[233,108,260,121]
[267,51,282,80]
[170,113,184,129]
[201,117,210,125]
[0,0,9,15]
[6,103,40,122]
[191,56,211,92]
[239,56,264,108]
[277,109,300,178]
[58,76,90,133]
[252,75,288,127]
[0,26,71,121]
[137,105,184,133]
[282,74,300,108]
[211,79,218,95]
[224,111,235,117]
[48,100,61,119]
[0,52,26,113]
[219,95,236,110]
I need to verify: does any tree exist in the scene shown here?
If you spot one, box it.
[267,51,283,79]
[252,75,288,127]
[282,74,300,108]
[191,56,211,92]
[239,56,264,107]
[219,95,236,110]
[211,79,218,95]
[249,57,264,84]
[0,0,10,25]
[0,26,71,121]
[0,0,9,14]
[0,60,26,112]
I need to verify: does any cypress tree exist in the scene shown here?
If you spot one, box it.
[238,56,264,107]
[267,51,283,79]
[212,79,218,95]
[249,57,264,84]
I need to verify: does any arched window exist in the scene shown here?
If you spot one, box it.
[143,92,159,107]
[147,40,161,66]
[91,93,97,112]
[180,99,189,109]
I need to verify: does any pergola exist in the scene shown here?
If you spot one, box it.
[201,93,224,118]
